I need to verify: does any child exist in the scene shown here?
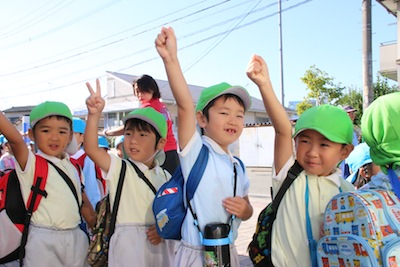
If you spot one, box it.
[0,138,16,175]
[113,135,125,158]
[105,74,179,175]
[246,55,355,267]
[155,27,253,267]
[0,101,93,266]
[361,92,400,197]
[84,80,176,267]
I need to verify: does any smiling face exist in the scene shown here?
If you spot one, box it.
[197,96,245,152]
[295,129,353,176]
[29,116,73,159]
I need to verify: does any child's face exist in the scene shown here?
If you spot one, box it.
[134,84,153,104]
[74,132,84,146]
[30,117,73,159]
[295,129,353,176]
[198,97,245,152]
[123,128,163,167]
[116,143,124,158]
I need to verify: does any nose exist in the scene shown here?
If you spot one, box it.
[306,144,319,157]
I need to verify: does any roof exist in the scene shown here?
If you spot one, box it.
[3,105,35,114]
[376,0,397,17]
[106,71,293,114]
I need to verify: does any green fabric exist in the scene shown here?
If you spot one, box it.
[195,82,251,112]
[361,92,400,173]
[122,107,167,138]
[293,104,353,144]
[30,101,72,128]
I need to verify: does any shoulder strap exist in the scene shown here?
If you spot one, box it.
[271,160,303,212]
[108,160,127,236]
[233,156,245,172]
[19,155,49,264]
[46,160,80,210]
[186,145,209,201]
[126,160,157,194]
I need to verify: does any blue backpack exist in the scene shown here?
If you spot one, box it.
[153,145,209,240]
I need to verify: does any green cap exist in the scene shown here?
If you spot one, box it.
[196,82,252,112]
[361,92,400,173]
[30,101,73,128]
[293,104,353,144]
[122,107,167,138]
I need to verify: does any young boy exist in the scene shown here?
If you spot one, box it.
[84,80,176,267]
[155,27,253,267]
[246,55,355,266]
[0,101,92,266]
[361,92,400,197]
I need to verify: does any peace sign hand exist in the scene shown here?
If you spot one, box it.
[86,79,105,115]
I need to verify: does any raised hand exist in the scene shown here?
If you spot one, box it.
[155,27,177,62]
[86,79,105,116]
[246,54,271,88]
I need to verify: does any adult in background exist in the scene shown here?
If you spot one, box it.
[105,74,179,175]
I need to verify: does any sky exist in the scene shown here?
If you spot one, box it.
[0,0,397,112]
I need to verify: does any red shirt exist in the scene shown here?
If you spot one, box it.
[142,98,177,152]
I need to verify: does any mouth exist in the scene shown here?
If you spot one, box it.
[225,128,236,134]
[49,144,59,150]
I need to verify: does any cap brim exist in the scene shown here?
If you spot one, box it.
[122,113,163,137]
[346,170,359,184]
[215,86,252,111]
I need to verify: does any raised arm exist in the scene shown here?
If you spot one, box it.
[0,112,28,170]
[155,27,195,149]
[84,79,111,172]
[246,55,293,174]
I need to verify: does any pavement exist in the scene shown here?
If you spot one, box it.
[236,167,272,267]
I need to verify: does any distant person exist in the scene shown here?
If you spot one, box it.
[361,92,400,197]
[0,137,16,175]
[247,54,355,267]
[339,105,360,178]
[156,26,253,267]
[113,135,125,158]
[105,74,179,175]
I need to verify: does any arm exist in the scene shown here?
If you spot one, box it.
[84,79,111,172]
[104,125,124,137]
[155,27,195,149]
[246,55,293,174]
[0,112,28,170]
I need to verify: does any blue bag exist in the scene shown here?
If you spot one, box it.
[153,145,209,240]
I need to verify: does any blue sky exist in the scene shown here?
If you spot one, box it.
[0,0,396,111]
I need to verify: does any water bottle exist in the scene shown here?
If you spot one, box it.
[203,223,231,267]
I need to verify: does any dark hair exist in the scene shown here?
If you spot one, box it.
[124,118,161,149]
[202,94,245,120]
[133,74,161,99]
[33,115,72,132]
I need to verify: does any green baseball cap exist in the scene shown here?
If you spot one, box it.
[122,107,167,138]
[196,82,252,112]
[30,101,73,128]
[293,104,353,144]
[361,92,400,173]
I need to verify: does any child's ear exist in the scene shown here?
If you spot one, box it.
[156,138,167,151]
[340,144,354,160]
[28,129,35,141]
[196,111,207,128]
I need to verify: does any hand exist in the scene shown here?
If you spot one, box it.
[246,54,270,87]
[222,196,252,220]
[146,224,163,245]
[155,27,177,62]
[86,79,105,115]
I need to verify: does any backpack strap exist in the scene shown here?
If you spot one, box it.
[108,160,127,237]
[233,156,245,172]
[19,155,49,265]
[271,160,303,212]
[126,160,157,194]
[186,145,209,201]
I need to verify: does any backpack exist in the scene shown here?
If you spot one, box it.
[317,189,400,267]
[87,160,126,267]
[0,155,48,264]
[248,161,303,267]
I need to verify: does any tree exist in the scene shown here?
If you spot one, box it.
[296,65,344,115]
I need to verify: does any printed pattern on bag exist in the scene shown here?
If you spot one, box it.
[317,189,400,267]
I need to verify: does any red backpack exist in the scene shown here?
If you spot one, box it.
[0,155,48,264]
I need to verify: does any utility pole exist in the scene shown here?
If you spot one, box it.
[362,0,374,110]
[278,0,284,106]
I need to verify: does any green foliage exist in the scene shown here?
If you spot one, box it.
[295,100,313,115]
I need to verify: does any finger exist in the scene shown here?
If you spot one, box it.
[86,82,95,95]
[95,79,101,96]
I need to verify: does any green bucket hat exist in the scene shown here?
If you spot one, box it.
[122,107,167,138]
[196,82,252,112]
[293,104,353,144]
[30,101,73,128]
[361,92,400,173]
